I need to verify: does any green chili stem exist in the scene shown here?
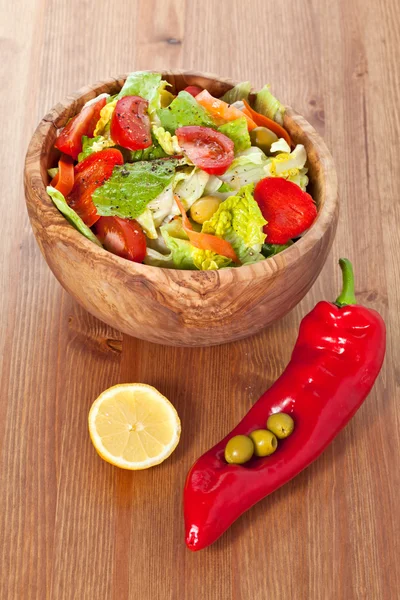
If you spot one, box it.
[335,258,357,307]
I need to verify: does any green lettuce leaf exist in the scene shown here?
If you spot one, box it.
[158,219,232,270]
[160,220,196,269]
[123,142,168,162]
[254,85,285,125]
[117,71,169,115]
[147,183,176,227]
[224,231,265,264]
[92,159,178,219]
[143,248,175,268]
[78,135,115,161]
[218,117,251,153]
[192,249,232,270]
[264,141,308,190]
[202,183,266,252]
[47,167,58,179]
[152,126,182,155]
[217,182,232,193]
[157,91,215,134]
[47,186,102,246]
[220,82,251,104]
[261,241,293,258]
[136,208,158,239]
[173,167,210,210]
[218,147,269,190]
[94,99,117,137]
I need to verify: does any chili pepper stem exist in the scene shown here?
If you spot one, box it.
[335,258,357,307]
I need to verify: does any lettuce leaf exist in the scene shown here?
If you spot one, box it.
[158,219,232,270]
[152,126,182,155]
[47,186,102,246]
[143,248,175,268]
[78,135,115,161]
[218,117,251,153]
[160,220,196,269]
[173,167,210,210]
[254,85,285,125]
[264,141,308,190]
[124,143,168,162]
[202,183,266,252]
[220,82,252,104]
[92,159,178,219]
[157,91,215,134]
[192,249,232,270]
[47,167,58,179]
[261,241,293,258]
[147,183,176,227]
[217,182,232,193]
[94,99,117,137]
[218,147,269,190]
[224,231,265,264]
[117,71,169,116]
[136,208,158,239]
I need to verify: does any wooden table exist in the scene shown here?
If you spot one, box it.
[1,1,399,598]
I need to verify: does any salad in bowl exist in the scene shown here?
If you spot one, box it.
[47,71,317,271]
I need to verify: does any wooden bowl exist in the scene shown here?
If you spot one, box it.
[24,71,338,347]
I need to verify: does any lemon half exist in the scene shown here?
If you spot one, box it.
[88,384,181,470]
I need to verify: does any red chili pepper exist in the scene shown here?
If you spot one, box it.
[183,259,386,551]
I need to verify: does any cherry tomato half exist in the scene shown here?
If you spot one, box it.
[93,217,147,263]
[54,96,106,160]
[175,126,234,176]
[67,149,124,227]
[184,85,203,97]
[110,96,152,151]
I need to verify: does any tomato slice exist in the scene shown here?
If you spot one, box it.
[174,195,239,263]
[175,126,234,176]
[67,149,124,227]
[242,99,292,147]
[110,96,152,151]
[254,177,317,244]
[184,85,203,97]
[93,217,147,263]
[54,97,107,160]
[50,154,74,196]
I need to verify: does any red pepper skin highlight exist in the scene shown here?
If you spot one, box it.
[184,262,386,551]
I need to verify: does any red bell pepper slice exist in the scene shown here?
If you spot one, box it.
[54,96,107,160]
[50,154,74,197]
[254,177,317,244]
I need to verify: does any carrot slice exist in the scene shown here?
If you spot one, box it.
[174,195,239,263]
[242,99,292,147]
[50,154,75,196]
[195,90,257,131]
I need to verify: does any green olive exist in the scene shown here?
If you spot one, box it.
[225,435,254,464]
[266,413,295,439]
[190,196,221,224]
[250,126,279,155]
[249,429,278,457]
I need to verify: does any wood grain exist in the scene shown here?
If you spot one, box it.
[1,0,399,599]
[24,74,338,346]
